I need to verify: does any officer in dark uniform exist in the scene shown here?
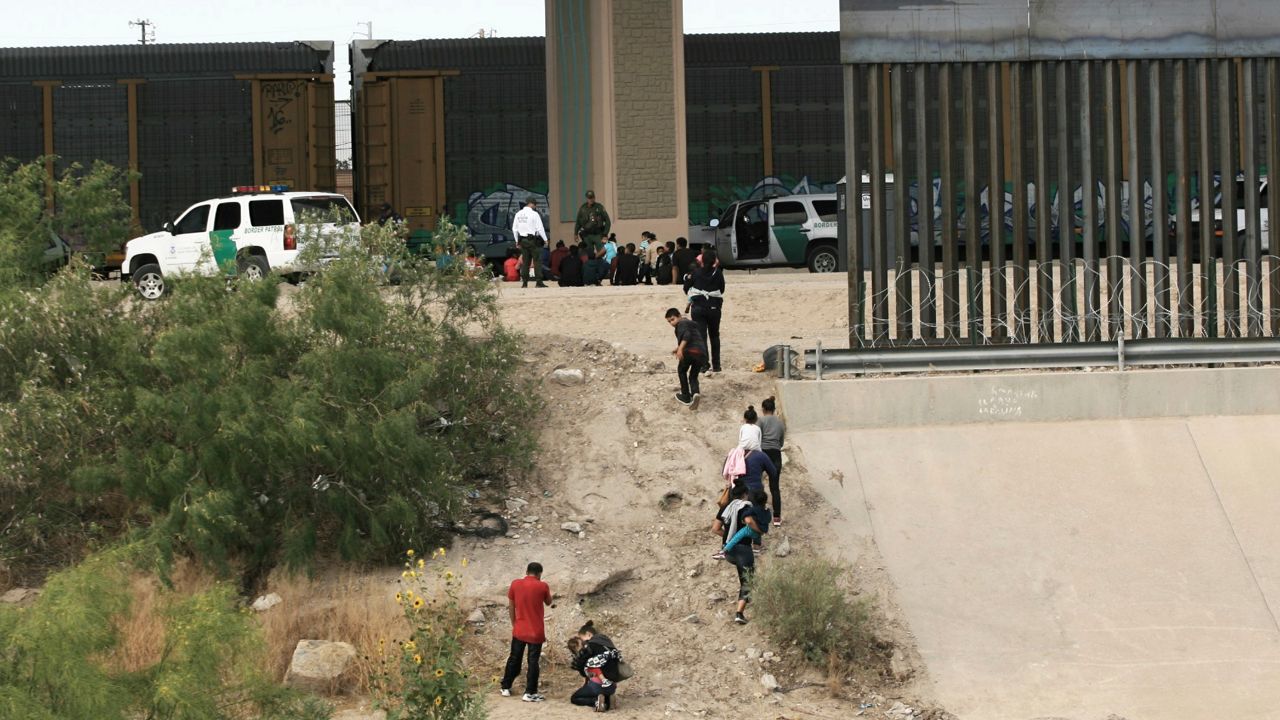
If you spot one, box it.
[573,190,611,258]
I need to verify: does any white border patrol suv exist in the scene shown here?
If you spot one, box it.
[709,193,840,273]
[122,185,360,299]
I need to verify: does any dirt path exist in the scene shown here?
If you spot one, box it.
[436,271,948,719]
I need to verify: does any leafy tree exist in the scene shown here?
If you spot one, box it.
[0,212,539,587]
[0,157,134,285]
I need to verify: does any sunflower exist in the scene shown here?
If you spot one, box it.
[434,668,445,678]
[434,696,443,707]
[406,549,415,557]
[413,597,425,610]
[413,653,423,665]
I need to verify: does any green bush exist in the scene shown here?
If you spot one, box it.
[0,157,134,285]
[0,212,539,586]
[751,555,877,667]
[0,545,329,720]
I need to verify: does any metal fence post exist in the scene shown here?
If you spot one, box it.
[816,341,824,381]
[782,345,792,380]
[1117,332,1126,371]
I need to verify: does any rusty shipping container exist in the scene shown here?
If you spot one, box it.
[0,41,338,239]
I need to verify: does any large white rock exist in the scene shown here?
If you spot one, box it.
[283,640,357,693]
[333,710,387,720]
[551,368,586,386]
[0,588,39,605]
[251,592,282,612]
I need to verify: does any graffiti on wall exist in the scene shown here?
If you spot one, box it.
[692,175,839,225]
[461,182,551,246]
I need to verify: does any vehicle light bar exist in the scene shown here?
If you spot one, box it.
[231,184,290,193]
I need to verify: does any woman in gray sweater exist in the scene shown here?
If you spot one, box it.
[757,397,786,525]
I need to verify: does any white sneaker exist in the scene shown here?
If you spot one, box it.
[522,693,546,702]
[500,689,511,697]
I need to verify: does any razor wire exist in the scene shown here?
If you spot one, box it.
[848,256,1280,348]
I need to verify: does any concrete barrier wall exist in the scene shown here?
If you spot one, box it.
[777,367,1280,431]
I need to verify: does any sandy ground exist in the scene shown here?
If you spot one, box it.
[305,270,947,720]
[453,270,944,719]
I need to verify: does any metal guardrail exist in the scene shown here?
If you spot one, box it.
[799,338,1280,376]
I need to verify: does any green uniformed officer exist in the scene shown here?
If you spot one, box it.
[573,190,611,257]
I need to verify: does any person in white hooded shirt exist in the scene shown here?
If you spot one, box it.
[511,197,549,288]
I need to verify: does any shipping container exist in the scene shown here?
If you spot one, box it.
[349,32,844,242]
[0,42,338,243]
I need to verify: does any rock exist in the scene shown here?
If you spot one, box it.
[561,521,583,534]
[745,647,761,659]
[762,651,775,661]
[505,498,528,513]
[889,648,914,681]
[573,567,635,596]
[467,608,487,624]
[283,640,357,693]
[333,710,387,720]
[577,531,587,539]
[682,613,701,624]
[687,566,701,578]
[888,701,914,716]
[760,673,779,692]
[0,588,40,605]
[251,593,282,612]
[774,536,791,558]
[650,361,666,371]
[524,516,539,523]
[707,591,726,602]
[551,368,586,386]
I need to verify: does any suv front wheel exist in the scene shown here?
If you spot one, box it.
[133,263,166,300]
[806,243,839,273]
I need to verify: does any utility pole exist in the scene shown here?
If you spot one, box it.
[356,21,373,39]
[129,19,154,45]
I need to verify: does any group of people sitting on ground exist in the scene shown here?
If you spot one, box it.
[714,398,787,624]
[500,562,630,713]
[500,233,706,288]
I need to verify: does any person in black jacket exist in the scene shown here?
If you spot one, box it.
[558,244,584,287]
[569,620,623,711]
[683,247,726,373]
[614,243,641,286]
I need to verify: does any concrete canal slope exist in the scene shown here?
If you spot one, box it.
[780,369,1280,720]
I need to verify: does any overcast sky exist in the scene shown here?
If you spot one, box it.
[0,1,838,46]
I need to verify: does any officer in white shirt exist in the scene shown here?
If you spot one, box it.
[511,197,549,288]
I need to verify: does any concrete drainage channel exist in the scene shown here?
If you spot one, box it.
[775,366,1280,719]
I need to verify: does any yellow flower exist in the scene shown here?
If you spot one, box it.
[434,668,445,678]
[401,571,410,579]
[405,590,414,599]
[413,597,424,610]
[413,653,423,665]
[434,696,443,707]
[461,558,469,568]
[406,549,415,557]
[444,571,454,581]
[394,592,403,603]
[417,558,425,569]
[403,640,416,651]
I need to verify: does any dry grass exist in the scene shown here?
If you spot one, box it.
[257,568,408,693]
[100,562,407,694]
[103,559,219,673]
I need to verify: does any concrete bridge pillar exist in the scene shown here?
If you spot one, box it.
[545,0,689,247]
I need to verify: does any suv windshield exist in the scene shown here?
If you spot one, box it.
[291,196,357,224]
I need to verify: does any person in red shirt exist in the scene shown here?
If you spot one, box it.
[500,561,553,702]
[503,248,521,282]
